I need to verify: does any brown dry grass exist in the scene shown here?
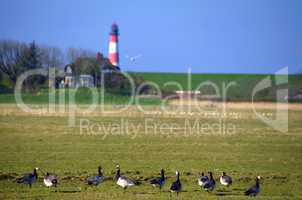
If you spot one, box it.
[0,101,301,119]
[169,100,302,110]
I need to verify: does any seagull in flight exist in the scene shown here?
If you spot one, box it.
[125,54,142,62]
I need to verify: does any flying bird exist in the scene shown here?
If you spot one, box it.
[125,54,142,62]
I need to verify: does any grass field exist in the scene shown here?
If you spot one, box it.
[0,88,161,105]
[135,72,302,89]
[134,72,302,101]
[1,73,301,104]
[0,103,301,199]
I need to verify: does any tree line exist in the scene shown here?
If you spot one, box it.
[0,40,148,93]
[0,39,137,92]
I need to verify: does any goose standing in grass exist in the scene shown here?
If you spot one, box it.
[170,171,182,196]
[150,169,165,190]
[220,172,232,186]
[114,165,136,190]
[245,176,261,196]
[203,172,216,192]
[198,172,209,188]
[87,165,104,186]
[16,168,39,187]
[43,172,58,187]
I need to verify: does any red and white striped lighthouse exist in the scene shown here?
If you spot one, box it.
[108,23,119,67]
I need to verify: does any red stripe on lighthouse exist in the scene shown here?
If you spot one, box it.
[110,35,118,42]
[108,23,119,67]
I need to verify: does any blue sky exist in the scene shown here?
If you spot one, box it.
[0,0,301,74]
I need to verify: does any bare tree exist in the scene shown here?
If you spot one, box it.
[80,48,95,58]
[40,45,65,69]
[67,47,95,63]
[0,40,28,84]
[66,47,79,63]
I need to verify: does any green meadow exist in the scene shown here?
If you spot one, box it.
[0,104,301,199]
[0,73,301,104]
[134,72,302,101]
[0,72,301,199]
[0,89,161,105]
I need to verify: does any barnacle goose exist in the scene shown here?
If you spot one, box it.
[114,165,137,190]
[203,171,216,192]
[220,171,232,186]
[43,172,58,187]
[150,169,165,189]
[87,165,104,185]
[198,172,209,188]
[170,171,182,195]
[245,176,261,196]
[16,167,39,187]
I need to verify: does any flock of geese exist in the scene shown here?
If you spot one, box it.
[16,165,261,197]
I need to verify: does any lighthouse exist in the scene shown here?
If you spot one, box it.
[108,23,119,68]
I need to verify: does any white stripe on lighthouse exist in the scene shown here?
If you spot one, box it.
[109,42,117,54]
